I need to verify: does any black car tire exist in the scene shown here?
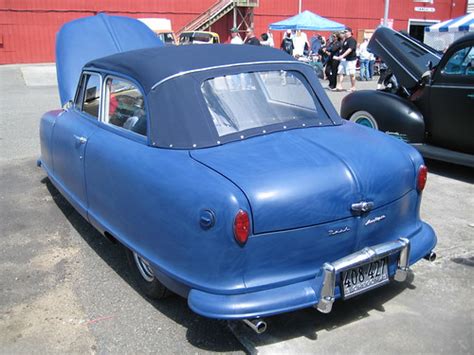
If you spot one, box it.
[349,110,379,130]
[125,248,171,299]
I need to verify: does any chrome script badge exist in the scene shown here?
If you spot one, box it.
[365,215,386,226]
[328,226,351,236]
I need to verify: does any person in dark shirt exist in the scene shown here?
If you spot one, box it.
[323,32,343,90]
[280,30,294,56]
[244,28,261,46]
[334,27,357,91]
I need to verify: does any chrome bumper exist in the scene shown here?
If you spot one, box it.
[316,237,410,314]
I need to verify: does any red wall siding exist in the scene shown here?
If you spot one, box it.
[0,0,216,64]
[0,0,468,64]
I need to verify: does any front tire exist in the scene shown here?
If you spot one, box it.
[349,110,379,130]
[125,248,170,299]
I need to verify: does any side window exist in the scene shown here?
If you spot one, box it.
[78,74,101,119]
[105,77,147,136]
[442,46,474,76]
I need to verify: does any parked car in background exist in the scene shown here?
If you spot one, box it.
[179,31,220,44]
[156,31,177,45]
[341,27,474,168]
[41,14,437,333]
[138,18,177,45]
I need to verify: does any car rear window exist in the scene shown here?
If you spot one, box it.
[201,70,331,137]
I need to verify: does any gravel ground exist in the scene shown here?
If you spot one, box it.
[0,64,472,354]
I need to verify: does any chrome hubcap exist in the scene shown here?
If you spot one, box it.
[133,252,155,282]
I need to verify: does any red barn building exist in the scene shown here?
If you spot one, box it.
[0,0,468,64]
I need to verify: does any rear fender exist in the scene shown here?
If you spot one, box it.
[341,90,425,143]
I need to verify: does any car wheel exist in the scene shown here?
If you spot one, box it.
[125,248,170,299]
[349,111,379,130]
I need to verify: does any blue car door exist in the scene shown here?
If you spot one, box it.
[51,73,101,218]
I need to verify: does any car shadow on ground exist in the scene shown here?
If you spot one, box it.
[42,176,244,352]
[229,272,415,351]
[43,176,417,353]
[425,159,474,184]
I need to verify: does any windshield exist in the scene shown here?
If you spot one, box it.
[201,70,332,137]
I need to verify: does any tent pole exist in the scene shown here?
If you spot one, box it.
[383,0,389,26]
[298,0,302,13]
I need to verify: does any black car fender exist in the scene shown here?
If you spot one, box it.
[340,90,425,144]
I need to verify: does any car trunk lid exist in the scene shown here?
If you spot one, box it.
[190,124,416,235]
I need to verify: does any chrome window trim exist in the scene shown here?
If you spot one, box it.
[75,71,103,121]
[430,84,474,89]
[440,45,474,77]
[103,74,148,138]
[151,60,306,90]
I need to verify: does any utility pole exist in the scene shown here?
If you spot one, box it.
[383,0,390,26]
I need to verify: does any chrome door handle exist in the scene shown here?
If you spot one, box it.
[467,93,474,99]
[73,135,87,144]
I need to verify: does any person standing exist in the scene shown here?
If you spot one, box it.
[244,28,261,45]
[280,30,294,56]
[260,32,274,47]
[334,27,357,91]
[324,32,342,90]
[292,30,308,58]
[310,34,322,56]
[368,52,376,80]
[358,37,371,81]
[230,28,243,45]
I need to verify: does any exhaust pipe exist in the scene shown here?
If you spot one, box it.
[424,251,436,262]
[242,318,267,334]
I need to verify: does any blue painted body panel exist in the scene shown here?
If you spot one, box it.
[191,122,417,234]
[84,127,251,293]
[188,222,436,319]
[39,14,437,321]
[39,108,436,318]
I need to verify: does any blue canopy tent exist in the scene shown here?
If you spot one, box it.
[269,10,345,31]
[424,13,474,51]
[425,13,474,33]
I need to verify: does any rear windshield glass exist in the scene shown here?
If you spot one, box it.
[201,71,331,137]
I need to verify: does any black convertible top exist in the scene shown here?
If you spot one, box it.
[85,44,296,93]
[84,44,339,149]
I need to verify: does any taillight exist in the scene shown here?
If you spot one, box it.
[234,210,250,245]
[417,165,428,192]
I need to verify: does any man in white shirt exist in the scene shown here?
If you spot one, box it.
[292,30,308,57]
[230,28,243,45]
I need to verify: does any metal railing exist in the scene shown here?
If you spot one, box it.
[178,0,259,34]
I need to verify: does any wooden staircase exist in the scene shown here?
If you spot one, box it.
[178,0,258,35]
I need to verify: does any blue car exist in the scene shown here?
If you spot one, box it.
[39,14,437,333]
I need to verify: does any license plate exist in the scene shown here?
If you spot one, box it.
[342,257,389,299]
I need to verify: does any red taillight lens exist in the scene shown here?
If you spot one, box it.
[417,165,428,191]
[234,210,250,245]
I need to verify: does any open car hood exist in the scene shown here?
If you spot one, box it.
[56,14,163,106]
[368,27,442,89]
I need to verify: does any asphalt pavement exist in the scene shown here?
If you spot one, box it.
[0,64,473,354]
